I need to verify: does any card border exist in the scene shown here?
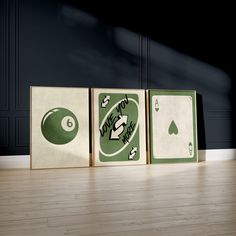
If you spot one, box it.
[148,90,198,163]
[92,88,147,166]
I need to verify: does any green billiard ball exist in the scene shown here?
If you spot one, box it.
[41,107,79,145]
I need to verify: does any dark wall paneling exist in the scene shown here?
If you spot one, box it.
[0,0,234,155]
[15,116,29,147]
[15,0,22,110]
[148,39,233,149]
[0,0,145,155]
[204,111,232,149]
[0,118,9,148]
[0,0,9,111]
[16,0,145,112]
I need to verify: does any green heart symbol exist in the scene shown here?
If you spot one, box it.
[168,120,178,135]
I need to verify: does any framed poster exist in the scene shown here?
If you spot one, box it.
[30,86,90,169]
[148,90,198,163]
[92,88,146,166]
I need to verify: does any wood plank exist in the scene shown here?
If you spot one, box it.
[0,161,236,235]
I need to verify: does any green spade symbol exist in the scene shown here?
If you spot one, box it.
[168,120,178,135]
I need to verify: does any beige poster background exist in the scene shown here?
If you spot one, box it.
[31,87,89,169]
[152,95,194,158]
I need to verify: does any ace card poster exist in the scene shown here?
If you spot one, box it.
[148,90,198,163]
[92,88,146,166]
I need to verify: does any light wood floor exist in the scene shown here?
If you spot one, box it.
[1,161,236,236]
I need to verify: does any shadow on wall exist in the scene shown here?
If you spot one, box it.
[24,3,142,90]
[146,38,232,149]
[16,1,233,153]
[114,30,232,150]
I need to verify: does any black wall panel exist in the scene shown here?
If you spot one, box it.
[148,40,233,149]
[0,0,235,155]
[0,117,8,148]
[0,0,9,111]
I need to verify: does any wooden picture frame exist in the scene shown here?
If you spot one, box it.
[92,88,146,166]
[30,86,90,169]
[148,90,198,163]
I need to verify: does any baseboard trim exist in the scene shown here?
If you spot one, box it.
[0,155,30,169]
[198,149,236,161]
[0,149,236,169]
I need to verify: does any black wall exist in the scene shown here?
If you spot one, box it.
[0,0,235,155]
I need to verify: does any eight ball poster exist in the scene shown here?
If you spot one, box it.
[30,86,90,169]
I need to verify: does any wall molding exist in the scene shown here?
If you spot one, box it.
[0,155,29,168]
[0,117,9,147]
[0,149,235,169]
[14,0,25,110]
[198,149,236,161]
[15,116,29,147]
[0,0,9,111]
